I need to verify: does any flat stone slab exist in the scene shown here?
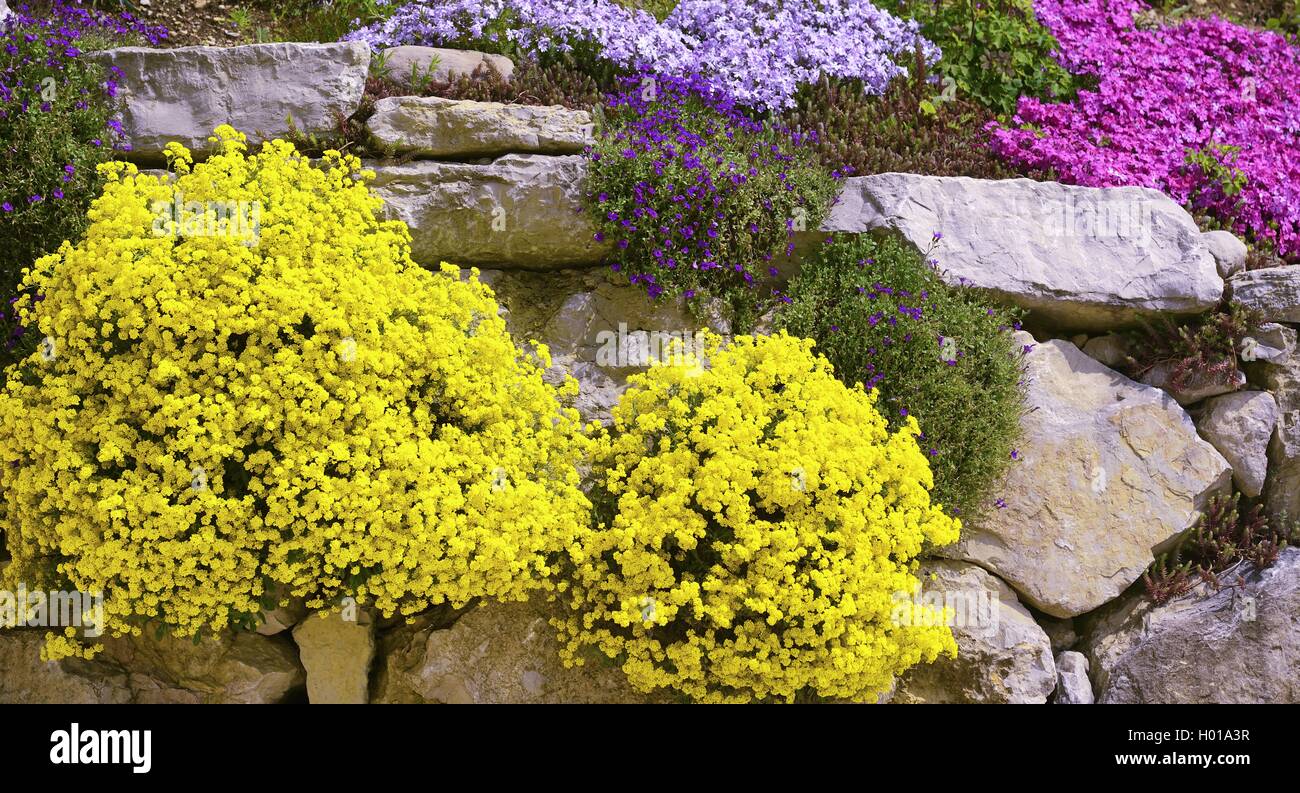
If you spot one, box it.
[367,96,592,158]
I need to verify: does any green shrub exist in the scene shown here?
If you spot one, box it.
[780,233,1027,520]
[881,0,1082,116]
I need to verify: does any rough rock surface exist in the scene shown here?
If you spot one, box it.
[1243,333,1300,520]
[1229,267,1300,323]
[293,612,375,704]
[941,333,1232,618]
[368,155,608,269]
[1054,651,1094,704]
[480,268,728,421]
[0,630,304,704]
[91,43,370,159]
[380,45,514,84]
[893,561,1056,704]
[1194,391,1277,497]
[372,600,660,704]
[1202,229,1247,278]
[1081,333,1131,368]
[368,96,592,158]
[1083,548,1300,703]
[1138,361,1245,405]
[817,174,1222,330]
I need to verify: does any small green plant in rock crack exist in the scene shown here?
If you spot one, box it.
[1121,301,1261,393]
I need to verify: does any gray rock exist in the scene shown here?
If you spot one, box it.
[1138,360,1245,405]
[818,174,1222,331]
[1241,322,1293,368]
[90,42,370,160]
[1195,391,1277,497]
[1081,333,1131,369]
[941,333,1232,618]
[1202,229,1248,278]
[293,612,375,704]
[1266,410,1300,522]
[893,561,1056,704]
[1054,651,1094,704]
[368,155,609,269]
[379,45,514,85]
[1083,548,1300,703]
[367,96,592,158]
[1037,615,1079,654]
[372,600,661,703]
[0,0,11,25]
[1229,267,1300,323]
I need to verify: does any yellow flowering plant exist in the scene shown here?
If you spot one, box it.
[0,126,591,659]
[555,331,961,703]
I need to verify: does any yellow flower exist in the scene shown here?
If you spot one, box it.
[554,331,959,703]
[0,127,591,659]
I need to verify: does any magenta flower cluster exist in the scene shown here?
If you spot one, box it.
[989,0,1300,259]
[346,0,934,112]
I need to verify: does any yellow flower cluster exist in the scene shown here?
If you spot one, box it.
[555,332,960,703]
[0,126,590,659]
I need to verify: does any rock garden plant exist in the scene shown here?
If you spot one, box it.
[555,331,961,703]
[0,126,592,660]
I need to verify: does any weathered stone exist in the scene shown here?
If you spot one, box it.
[1266,410,1300,522]
[1083,548,1300,703]
[372,600,660,703]
[1054,651,1094,704]
[1138,360,1245,405]
[479,268,728,422]
[90,42,370,159]
[941,333,1232,618]
[379,45,514,85]
[1081,333,1131,369]
[893,561,1056,704]
[368,155,609,269]
[292,611,374,704]
[1202,229,1248,278]
[367,96,592,158]
[1229,267,1300,323]
[1244,325,1300,405]
[816,174,1222,330]
[1195,391,1277,497]
[0,630,304,704]
[1036,615,1079,654]
[1242,322,1293,369]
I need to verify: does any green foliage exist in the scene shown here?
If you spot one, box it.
[881,0,1083,116]
[1122,302,1259,394]
[1144,493,1299,605]
[253,0,398,43]
[779,233,1027,520]
[784,52,1028,179]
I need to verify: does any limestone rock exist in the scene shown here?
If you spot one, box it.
[90,42,370,160]
[293,612,375,704]
[1054,651,1094,704]
[1202,229,1247,278]
[0,630,304,704]
[941,333,1232,618]
[367,155,608,269]
[1229,267,1300,323]
[1083,548,1300,703]
[893,561,1056,704]
[372,600,659,704]
[1081,333,1131,369]
[1138,361,1244,405]
[368,96,592,158]
[379,45,514,84]
[818,174,1222,330]
[1195,391,1277,497]
[1036,615,1079,654]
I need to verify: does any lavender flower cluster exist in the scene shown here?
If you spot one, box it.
[345,0,935,111]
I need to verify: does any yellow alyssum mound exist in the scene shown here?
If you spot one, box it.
[556,331,960,702]
[0,126,591,659]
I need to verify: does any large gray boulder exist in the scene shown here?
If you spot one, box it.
[817,174,1222,331]
[90,42,370,159]
[379,45,514,84]
[1083,548,1300,703]
[941,333,1232,618]
[367,96,592,158]
[368,155,609,269]
[892,561,1056,704]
